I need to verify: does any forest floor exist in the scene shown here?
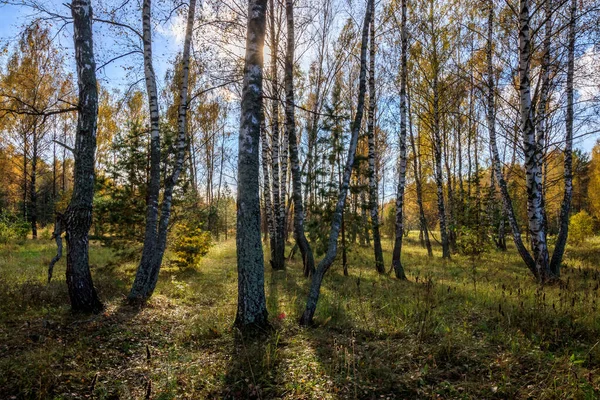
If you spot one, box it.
[1,234,600,399]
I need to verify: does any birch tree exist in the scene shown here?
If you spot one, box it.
[391,0,409,280]
[64,0,103,313]
[300,0,373,326]
[367,0,385,274]
[284,0,315,277]
[129,0,198,300]
[235,0,269,330]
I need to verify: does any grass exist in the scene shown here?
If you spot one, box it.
[0,232,599,399]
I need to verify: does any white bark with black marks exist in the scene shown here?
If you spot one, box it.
[235,0,269,330]
[300,0,373,326]
[391,0,408,279]
[65,0,103,313]
[367,0,384,274]
[550,0,575,276]
[284,0,314,277]
[486,0,537,277]
[519,0,553,282]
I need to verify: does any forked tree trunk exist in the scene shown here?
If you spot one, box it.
[300,0,373,326]
[550,0,575,276]
[235,0,269,330]
[391,0,408,279]
[367,0,385,274]
[519,0,553,282]
[284,0,315,277]
[64,0,103,313]
[129,0,197,300]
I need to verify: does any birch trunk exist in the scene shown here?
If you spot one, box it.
[261,117,276,249]
[486,0,537,277]
[235,0,269,329]
[130,0,197,300]
[65,0,103,313]
[367,0,384,274]
[269,0,285,270]
[550,0,575,276]
[519,0,553,282]
[284,0,315,277]
[408,89,432,257]
[300,0,373,326]
[391,0,408,279]
[129,0,162,301]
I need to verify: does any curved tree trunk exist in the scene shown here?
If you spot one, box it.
[235,0,269,330]
[129,0,162,301]
[284,0,314,277]
[65,0,103,313]
[391,0,408,279]
[486,0,536,278]
[550,0,575,276]
[300,0,373,326]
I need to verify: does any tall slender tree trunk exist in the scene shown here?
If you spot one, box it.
[433,80,449,259]
[300,0,373,326]
[130,0,197,300]
[519,0,553,282]
[269,0,285,270]
[235,0,269,330]
[486,0,537,277]
[391,0,408,279]
[535,0,552,246]
[367,0,384,274]
[550,0,576,276]
[30,125,38,239]
[409,90,432,257]
[130,0,162,301]
[284,0,314,277]
[64,0,103,313]
[261,117,276,248]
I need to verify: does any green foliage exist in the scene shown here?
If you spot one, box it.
[0,213,29,244]
[456,226,487,258]
[170,222,212,269]
[569,211,595,245]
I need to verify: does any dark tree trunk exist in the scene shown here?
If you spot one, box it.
[235,0,270,330]
[65,0,103,313]
[30,125,38,239]
[300,0,373,326]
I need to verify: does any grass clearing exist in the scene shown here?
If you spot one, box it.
[1,234,599,399]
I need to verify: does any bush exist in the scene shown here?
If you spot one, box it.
[0,214,29,244]
[170,222,212,269]
[569,211,595,245]
[456,226,487,258]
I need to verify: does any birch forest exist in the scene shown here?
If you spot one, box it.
[1,0,600,398]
